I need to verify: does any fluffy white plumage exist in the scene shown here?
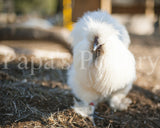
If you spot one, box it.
[67,11,136,119]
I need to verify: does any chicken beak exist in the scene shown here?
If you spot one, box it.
[93,43,102,52]
[93,43,99,52]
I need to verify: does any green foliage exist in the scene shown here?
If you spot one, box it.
[0,0,3,12]
[14,0,58,16]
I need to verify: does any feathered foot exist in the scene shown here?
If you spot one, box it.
[72,98,96,126]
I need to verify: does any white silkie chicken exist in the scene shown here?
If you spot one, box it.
[67,10,136,121]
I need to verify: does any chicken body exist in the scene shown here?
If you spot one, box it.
[67,11,136,118]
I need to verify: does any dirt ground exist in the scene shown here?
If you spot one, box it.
[0,34,160,128]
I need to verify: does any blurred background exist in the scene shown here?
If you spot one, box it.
[0,0,62,25]
[0,0,160,65]
[0,0,160,34]
[0,0,160,127]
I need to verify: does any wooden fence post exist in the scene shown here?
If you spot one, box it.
[145,0,154,17]
[100,0,112,14]
[63,0,73,30]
